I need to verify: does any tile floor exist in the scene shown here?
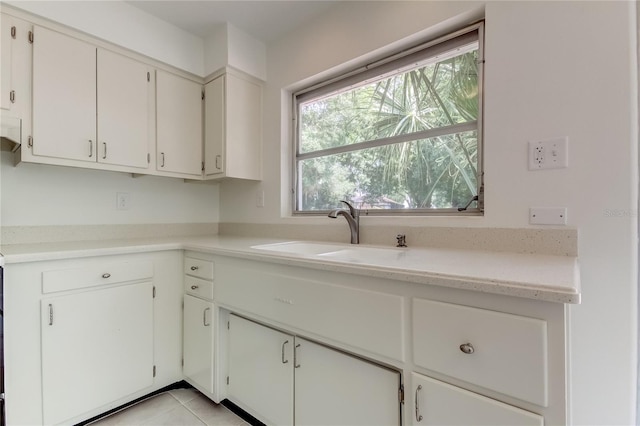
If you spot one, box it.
[88,388,250,426]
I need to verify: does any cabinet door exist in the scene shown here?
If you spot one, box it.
[32,26,97,162]
[204,76,224,176]
[183,294,214,394]
[97,49,150,169]
[228,314,294,426]
[41,282,154,425]
[411,374,543,426]
[1,14,13,112]
[295,338,401,426]
[156,70,203,176]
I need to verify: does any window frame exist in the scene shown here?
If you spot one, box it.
[292,22,485,216]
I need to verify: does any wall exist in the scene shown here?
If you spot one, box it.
[219,1,638,424]
[0,1,219,231]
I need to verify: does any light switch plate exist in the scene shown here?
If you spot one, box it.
[529,207,567,225]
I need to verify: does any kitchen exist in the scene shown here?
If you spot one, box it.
[0,1,637,425]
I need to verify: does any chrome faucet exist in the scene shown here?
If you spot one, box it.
[328,200,360,244]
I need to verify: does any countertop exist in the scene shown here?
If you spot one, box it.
[0,235,581,304]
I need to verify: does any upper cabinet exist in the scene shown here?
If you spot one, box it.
[204,70,262,181]
[8,13,263,182]
[156,70,203,178]
[31,26,151,170]
[1,13,33,147]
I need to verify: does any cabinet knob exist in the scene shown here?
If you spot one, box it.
[102,273,111,279]
[459,343,475,354]
[191,285,199,290]
[190,266,198,271]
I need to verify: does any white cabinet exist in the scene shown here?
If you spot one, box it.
[227,314,401,426]
[156,70,203,177]
[41,281,154,425]
[183,294,215,394]
[183,256,216,396]
[204,70,262,180]
[4,252,184,426]
[1,12,31,148]
[31,26,150,169]
[228,314,294,425]
[295,338,401,426]
[411,374,543,426]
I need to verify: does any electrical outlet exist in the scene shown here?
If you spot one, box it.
[116,192,130,210]
[256,190,265,208]
[528,137,568,170]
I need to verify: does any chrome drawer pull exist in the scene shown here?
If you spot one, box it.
[294,343,301,368]
[191,285,199,290]
[282,340,289,364]
[190,266,198,271]
[459,343,475,354]
[415,385,423,422]
[102,273,111,279]
[203,307,211,326]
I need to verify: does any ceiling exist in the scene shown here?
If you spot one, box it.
[125,1,339,42]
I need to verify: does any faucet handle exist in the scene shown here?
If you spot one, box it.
[340,200,357,217]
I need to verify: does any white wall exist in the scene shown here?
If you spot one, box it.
[219,1,638,424]
[1,154,219,226]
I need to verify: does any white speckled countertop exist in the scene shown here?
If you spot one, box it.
[0,235,580,304]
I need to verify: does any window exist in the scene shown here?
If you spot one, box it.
[293,23,484,215]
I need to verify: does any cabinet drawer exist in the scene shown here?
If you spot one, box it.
[185,276,214,300]
[412,299,548,406]
[184,258,214,280]
[42,260,154,294]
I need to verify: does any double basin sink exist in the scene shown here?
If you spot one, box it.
[250,241,410,268]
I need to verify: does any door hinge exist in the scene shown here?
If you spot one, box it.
[153,365,157,377]
[227,321,230,330]
[399,384,404,404]
[152,286,156,298]
[181,358,184,367]
[147,72,150,82]
[28,30,33,44]
[10,26,16,39]
[147,153,151,164]
[201,89,205,100]
[9,90,15,104]
[226,376,229,385]
[28,136,33,148]
[201,161,205,172]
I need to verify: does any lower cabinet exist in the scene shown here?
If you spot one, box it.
[41,281,154,425]
[227,314,401,426]
[411,374,543,426]
[183,294,215,395]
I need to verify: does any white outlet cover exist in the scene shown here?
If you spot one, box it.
[528,137,568,170]
[116,192,130,210]
[529,207,567,225]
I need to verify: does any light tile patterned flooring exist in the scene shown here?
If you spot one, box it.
[89,388,249,426]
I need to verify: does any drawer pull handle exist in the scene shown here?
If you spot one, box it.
[415,384,423,422]
[48,304,54,326]
[459,343,475,354]
[294,343,301,369]
[191,285,199,290]
[190,266,198,271]
[203,307,211,326]
[282,340,289,364]
[102,273,111,279]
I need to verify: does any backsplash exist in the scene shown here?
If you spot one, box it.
[1,223,218,245]
[219,223,578,256]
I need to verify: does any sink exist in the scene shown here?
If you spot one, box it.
[251,241,409,267]
[251,241,350,256]
[318,247,407,265]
